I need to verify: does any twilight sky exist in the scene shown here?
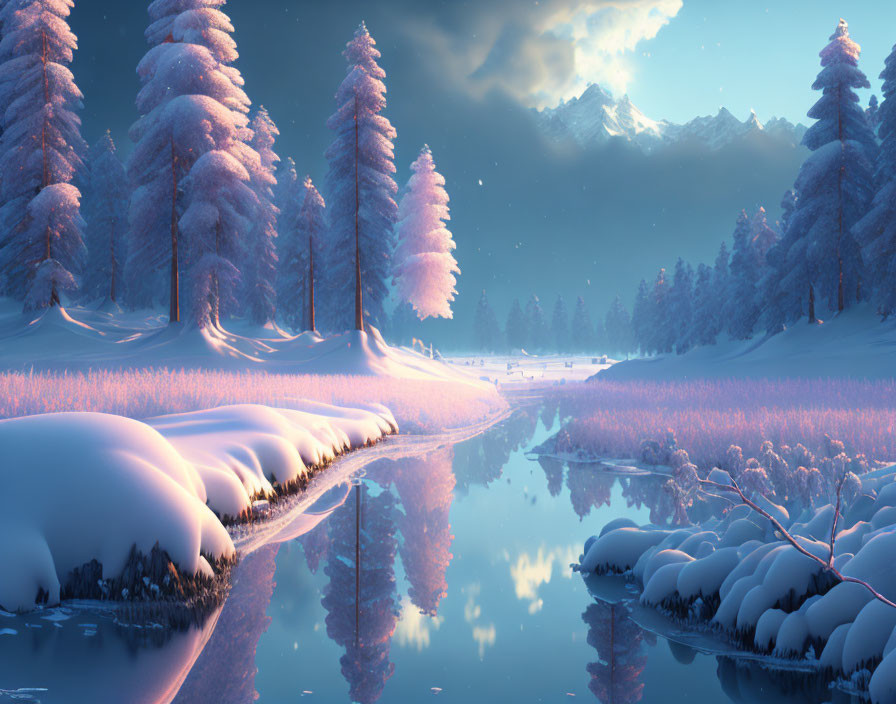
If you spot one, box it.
[67,1,896,345]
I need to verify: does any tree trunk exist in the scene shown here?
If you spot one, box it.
[808,283,817,324]
[308,231,316,332]
[169,138,180,324]
[353,99,364,333]
[212,220,221,328]
[40,29,58,307]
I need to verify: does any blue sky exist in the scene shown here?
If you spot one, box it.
[626,1,896,124]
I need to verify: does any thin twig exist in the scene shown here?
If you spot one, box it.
[699,475,896,610]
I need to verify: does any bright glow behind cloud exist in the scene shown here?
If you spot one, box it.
[553,0,684,102]
[436,0,684,107]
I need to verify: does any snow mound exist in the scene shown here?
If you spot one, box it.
[577,472,896,695]
[0,412,233,612]
[0,401,396,612]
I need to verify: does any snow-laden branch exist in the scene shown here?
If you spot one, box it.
[698,474,896,610]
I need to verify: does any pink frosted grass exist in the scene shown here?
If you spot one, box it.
[0,369,506,433]
[551,379,896,466]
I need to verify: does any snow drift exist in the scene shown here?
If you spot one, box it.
[0,402,396,613]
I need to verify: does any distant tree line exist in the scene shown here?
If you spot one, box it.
[470,290,635,357]
[627,20,896,356]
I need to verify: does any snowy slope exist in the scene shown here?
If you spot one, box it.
[535,84,807,152]
[0,298,485,385]
[0,402,396,612]
[597,306,896,380]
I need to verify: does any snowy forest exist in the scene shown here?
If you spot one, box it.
[0,1,459,337]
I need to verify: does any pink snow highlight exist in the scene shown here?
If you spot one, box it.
[549,379,896,468]
[0,368,506,433]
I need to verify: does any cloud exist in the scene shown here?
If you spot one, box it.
[395,596,443,651]
[509,545,579,614]
[396,0,682,107]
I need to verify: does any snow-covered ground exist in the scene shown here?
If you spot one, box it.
[600,305,896,381]
[0,402,396,613]
[0,299,478,382]
[445,353,616,385]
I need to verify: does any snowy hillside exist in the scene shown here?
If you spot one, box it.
[597,306,896,380]
[535,83,807,151]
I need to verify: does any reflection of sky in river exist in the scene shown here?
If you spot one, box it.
[253,411,733,704]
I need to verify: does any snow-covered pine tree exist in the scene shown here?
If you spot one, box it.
[725,211,762,340]
[82,131,128,303]
[778,190,797,234]
[690,263,716,346]
[525,295,549,352]
[274,157,301,324]
[750,207,778,262]
[180,150,256,329]
[126,0,254,323]
[867,94,881,133]
[289,176,326,331]
[669,258,694,353]
[243,107,279,326]
[647,268,673,354]
[324,22,398,333]
[571,296,595,353]
[393,146,459,320]
[630,279,651,354]
[604,294,633,358]
[506,298,528,351]
[854,40,896,317]
[551,295,570,352]
[0,0,86,308]
[473,289,500,351]
[779,19,876,320]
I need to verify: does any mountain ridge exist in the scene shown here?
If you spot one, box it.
[535,84,808,151]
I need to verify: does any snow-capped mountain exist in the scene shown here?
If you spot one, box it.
[535,84,807,151]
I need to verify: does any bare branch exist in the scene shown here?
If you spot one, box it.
[698,476,896,611]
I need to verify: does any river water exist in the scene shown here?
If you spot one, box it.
[0,406,858,703]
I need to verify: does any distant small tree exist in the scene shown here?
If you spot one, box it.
[82,131,128,303]
[669,258,694,354]
[243,107,280,326]
[690,263,716,346]
[631,279,652,354]
[647,268,673,354]
[473,290,501,351]
[604,294,633,358]
[525,295,550,351]
[726,211,761,340]
[506,298,528,351]
[571,296,595,353]
[551,295,570,352]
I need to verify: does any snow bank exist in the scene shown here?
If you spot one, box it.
[0,402,396,612]
[577,472,896,699]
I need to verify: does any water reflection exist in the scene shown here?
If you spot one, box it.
[583,601,653,704]
[0,406,859,703]
[321,484,399,704]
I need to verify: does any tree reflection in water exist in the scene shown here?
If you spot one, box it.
[321,484,400,704]
[582,601,652,704]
